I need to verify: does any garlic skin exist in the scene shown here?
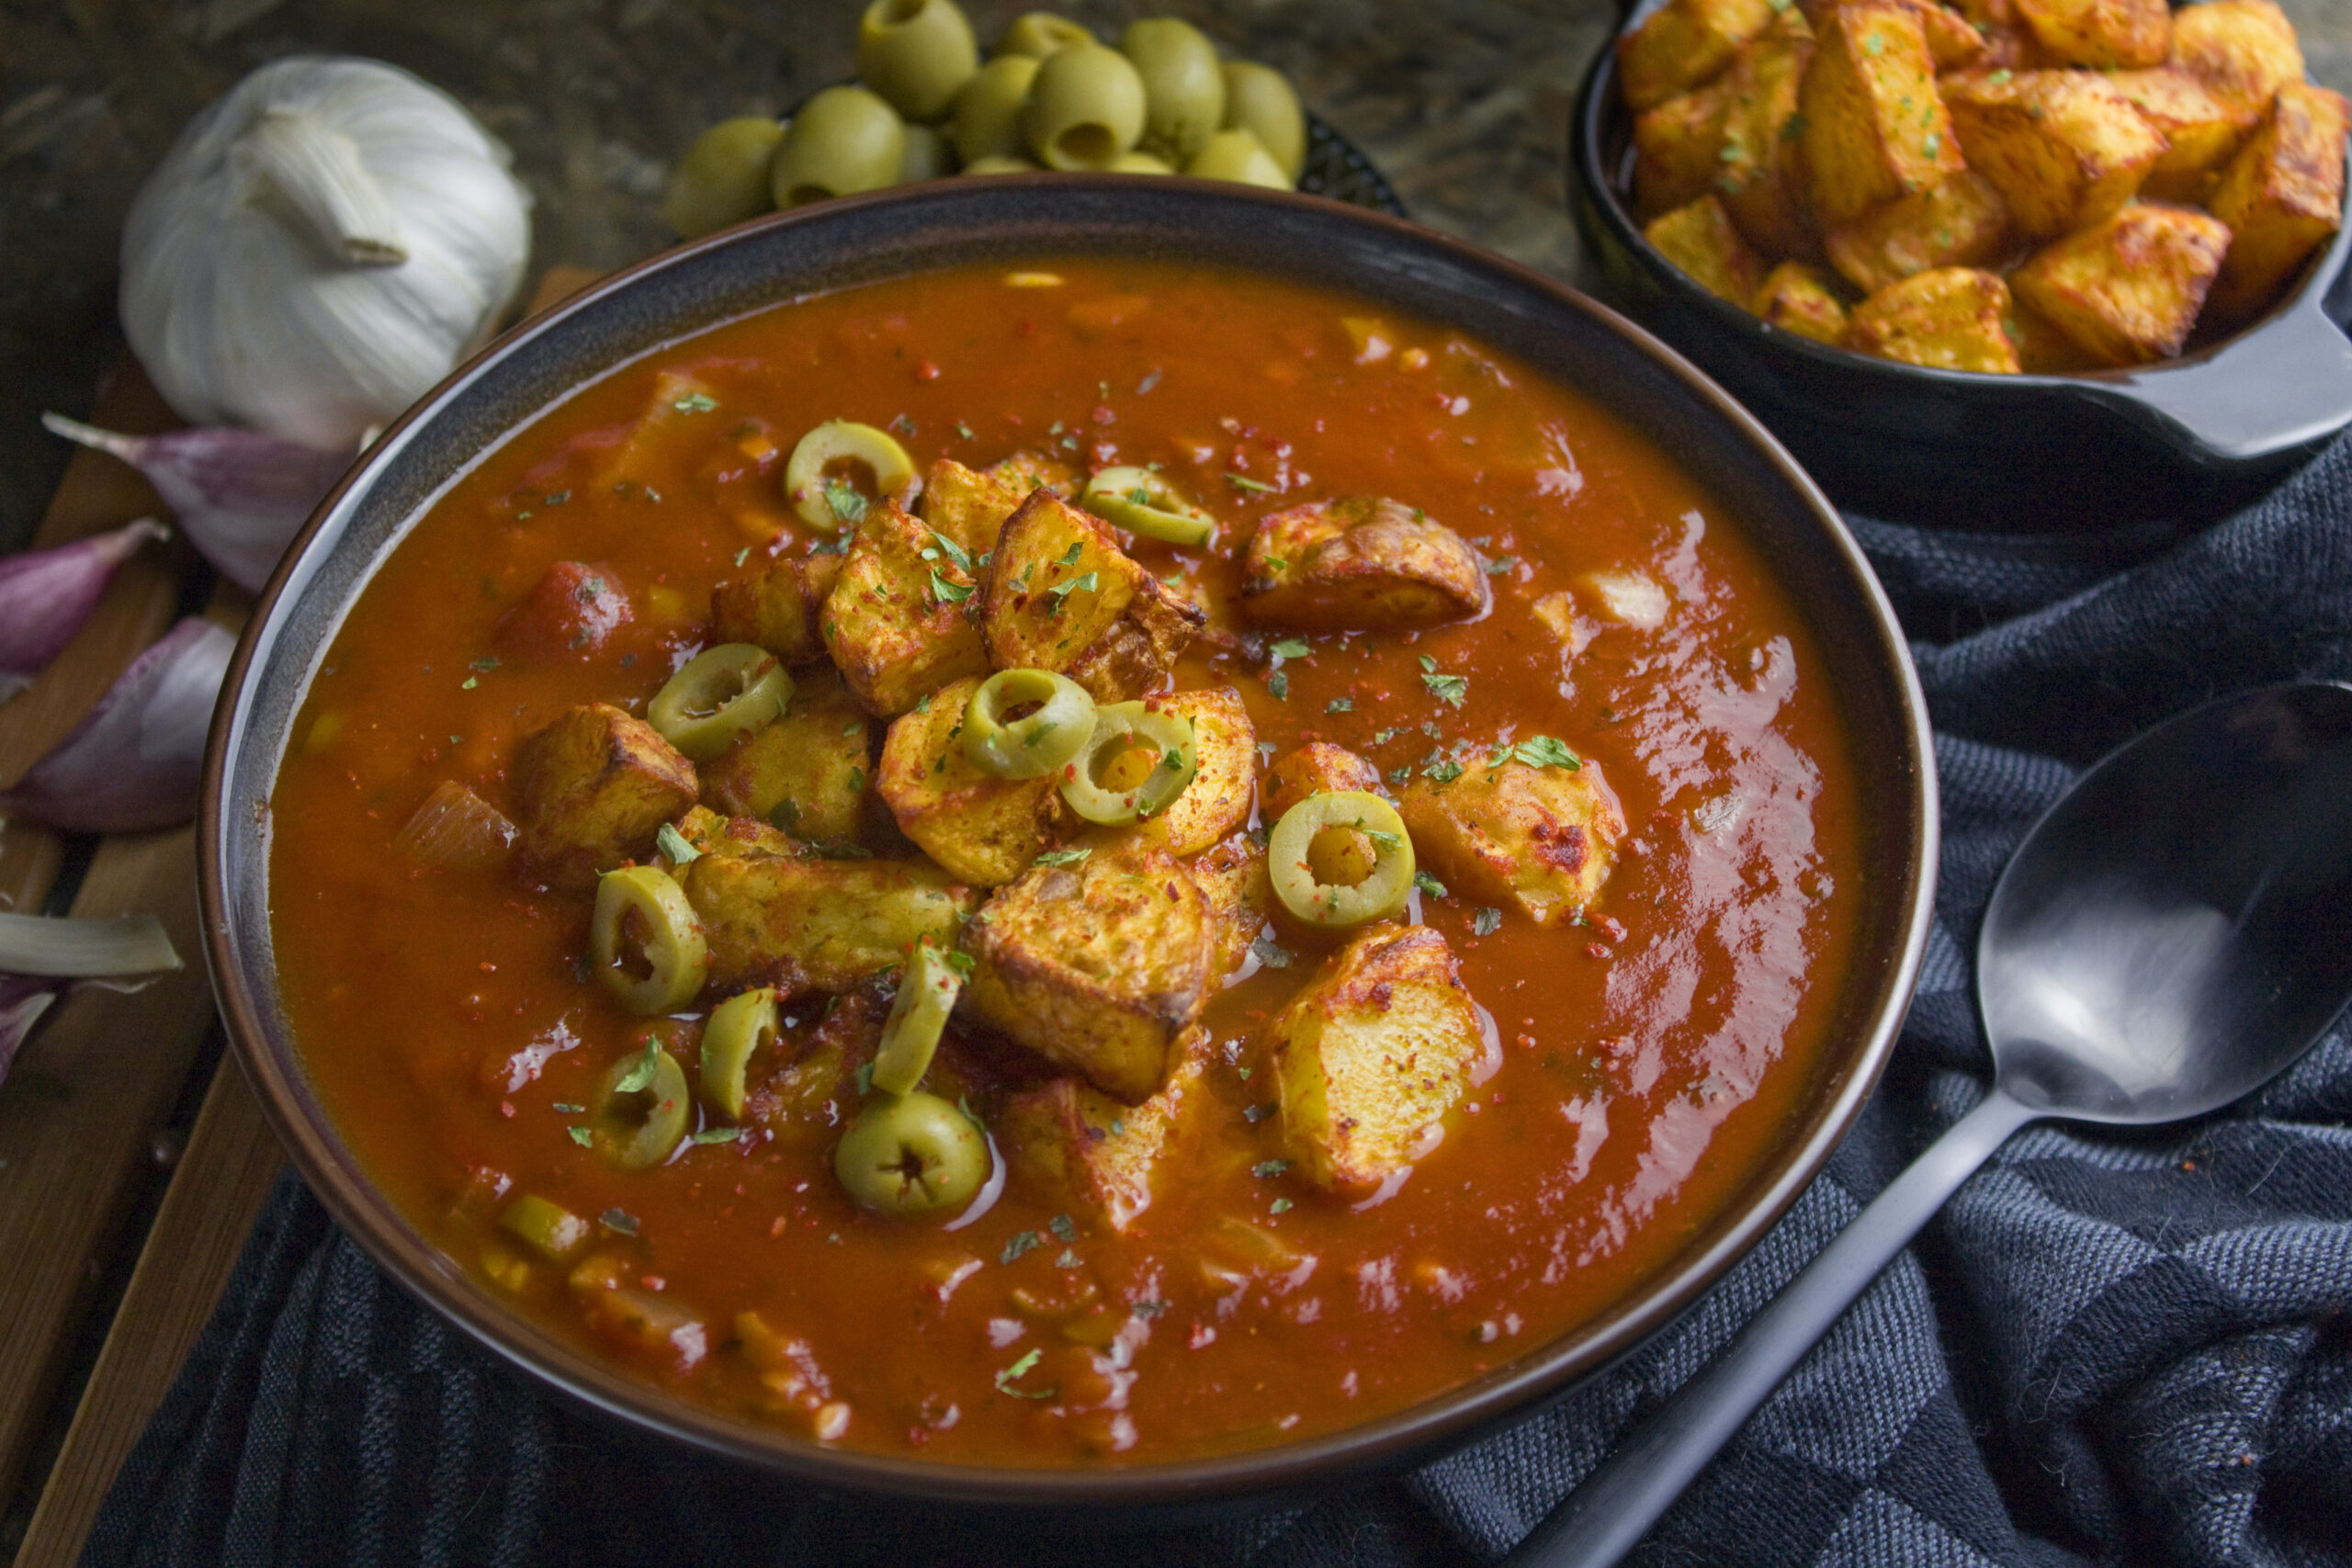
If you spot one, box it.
[0,618,235,834]
[120,57,532,451]
[0,516,169,700]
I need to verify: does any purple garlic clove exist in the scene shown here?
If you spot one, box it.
[0,517,170,697]
[0,617,236,833]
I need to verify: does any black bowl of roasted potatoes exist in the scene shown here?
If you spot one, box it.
[1572,0,2352,528]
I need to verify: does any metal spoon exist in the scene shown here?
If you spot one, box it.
[1505,680,2352,1568]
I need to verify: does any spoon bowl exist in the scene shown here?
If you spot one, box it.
[1508,681,2352,1567]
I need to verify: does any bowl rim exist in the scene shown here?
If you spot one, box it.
[1569,6,2352,466]
[198,175,1939,1509]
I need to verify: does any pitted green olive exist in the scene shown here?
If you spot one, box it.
[1120,17,1226,165]
[871,941,962,1096]
[589,1041,693,1170]
[1080,466,1216,547]
[833,1090,990,1215]
[899,121,955,182]
[856,0,979,123]
[1023,42,1147,171]
[1058,700,1199,826]
[1109,150,1174,175]
[772,85,907,207]
[962,668,1095,779]
[662,118,783,238]
[997,11,1093,59]
[1186,128,1290,190]
[648,643,793,761]
[950,53,1040,164]
[591,865,710,1014]
[784,419,916,530]
[1220,60,1306,181]
[1268,791,1417,927]
[699,986,778,1120]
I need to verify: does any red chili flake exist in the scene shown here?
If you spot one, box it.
[1514,1033,1537,1050]
[1587,942,1611,960]
[1598,916,1628,942]
[498,1100,516,1119]
[915,359,941,380]
[1091,403,1116,425]
[1015,319,1035,337]
[1166,883,1181,902]
[1189,1323,1217,1349]
[640,1275,666,1292]
[768,1216,787,1238]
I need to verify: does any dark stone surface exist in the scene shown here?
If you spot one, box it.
[1,0,2346,551]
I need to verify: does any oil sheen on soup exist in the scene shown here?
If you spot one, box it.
[269,258,1864,1467]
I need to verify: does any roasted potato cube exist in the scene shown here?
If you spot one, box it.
[1713,10,1818,258]
[1804,0,1988,67]
[1800,5,1966,224]
[1000,1037,1209,1230]
[1126,687,1256,857]
[1398,754,1626,923]
[1825,171,2014,294]
[1193,831,1272,982]
[2205,83,2349,326]
[710,550,844,668]
[1754,261,1853,344]
[820,498,990,717]
[984,449,1080,497]
[1618,0,1777,113]
[512,703,698,891]
[1264,923,1487,1190]
[1634,77,1734,218]
[1241,497,1493,633]
[685,852,979,993]
[1644,194,1768,306]
[983,490,1204,703]
[2109,67,2260,198]
[1943,69,2169,237]
[919,457,1026,559]
[2010,203,2232,365]
[700,668,873,847]
[2010,0,2168,69]
[1261,742,1382,823]
[2169,0,2305,119]
[962,843,1215,1102]
[665,804,796,863]
[1845,265,2023,370]
[875,675,1062,886]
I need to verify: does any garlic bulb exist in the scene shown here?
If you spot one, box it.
[119,56,532,451]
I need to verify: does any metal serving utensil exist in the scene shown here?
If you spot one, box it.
[1506,681,2352,1568]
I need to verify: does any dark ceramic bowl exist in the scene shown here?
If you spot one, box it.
[199,178,1938,1515]
[1572,0,2352,528]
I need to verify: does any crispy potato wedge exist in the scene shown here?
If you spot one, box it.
[919,457,1030,559]
[1825,170,2013,294]
[512,703,698,891]
[1618,0,1779,113]
[2010,0,2168,69]
[700,667,873,847]
[710,550,843,668]
[2010,202,2232,365]
[1193,830,1273,982]
[1239,496,1492,632]
[1942,69,2168,237]
[685,852,978,994]
[1803,0,1987,67]
[875,675,1063,886]
[1398,754,1625,923]
[819,498,990,716]
[985,448,1080,497]
[962,843,1216,1102]
[1261,742,1382,824]
[2169,0,2305,119]
[1800,5,1967,223]
[1644,194,1768,306]
[1713,10,1819,257]
[665,804,797,864]
[2109,67,2261,193]
[1754,261,1855,343]
[1634,76,1735,218]
[1845,265,2023,370]
[984,489,1204,703]
[1125,687,1256,857]
[2205,81,2349,325]
[1264,923,1487,1190]
[1000,1037,1210,1231]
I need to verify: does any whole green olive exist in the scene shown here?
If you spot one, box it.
[899,121,955,182]
[1221,60,1306,181]
[662,117,785,238]
[833,1090,991,1215]
[997,10,1093,60]
[772,85,907,207]
[1120,17,1226,166]
[856,0,979,123]
[1023,42,1147,171]
[950,53,1040,164]
[1187,127,1290,190]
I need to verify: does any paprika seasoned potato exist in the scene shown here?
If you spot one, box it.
[1644,193,1767,305]
[2205,81,2351,325]
[684,850,978,993]
[1755,261,1852,344]
[512,703,699,892]
[1618,0,1778,113]
[820,496,991,716]
[876,673,1064,885]
[1240,494,1492,632]
[2010,203,2233,366]
[1398,753,1626,925]
[1845,265,2023,372]
[710,550,844,668]
[983,488,1203,702]
[1800,3,1965,224]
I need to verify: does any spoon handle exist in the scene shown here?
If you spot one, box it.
[1501,1089,2039,1568]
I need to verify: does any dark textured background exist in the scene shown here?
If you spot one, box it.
[4,0,2347,554]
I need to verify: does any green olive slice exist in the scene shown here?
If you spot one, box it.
[871,941,963,1096]
[501,1194,592,1261]
[784,420,916,531]
[699,987,778,1120]
[648,643,793,761]
[591,865,710,1014]
[1080,466,1216,548]
[961,668,1095,779]
[833,1089,990,1215]
[1058,700,1198,826]
[1268,790,1417,928]
[590,1040,693,1170]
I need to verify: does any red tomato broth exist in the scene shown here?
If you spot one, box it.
[268,257,1864,1466]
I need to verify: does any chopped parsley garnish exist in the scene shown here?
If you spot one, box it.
[956,421,975,441]
[567,1127,593,1147]
[914,693,933,714]
[1361,825,1403,850]
[770,798,801,833]
[1250,934,1295,969]
[1371,727,1403,745]
[1419,655,1469,707]
[1056,1248,1084,1269]
[1327,697,1354,714]
[613,1039,664,1095]
[854,1061,876,1097]
[1473,907,1503,937]
[994,1348,1055,1399]
[733,546,751,567]
[469,656,500,672]
[1057,542,1086,566]
[927,528,976,572]
[888,412,917,436]
[1243,1101,1276,1123]
[1414,870,1449,899]
[1224,472,1275,493]
[1136,369,1162,394]
[1048,1213,1078,1243]
[941,948,977,977]
[1511,736,1582,770]
[1270,637,1311,660]
[690,1126,741,1145]
[931,569,975,604]
[1001,1230,1043,1265]
[1252,1158,1292,1179]
[1131,1297,1169,1318]
[1044,570,1098,612]
[822,479,868,525]
[551,1102,585,1114]
[671,391,718,413]
[460,676,478,690]
[656,822,699,864]
[1267,670,1289,701]
[544,491,571,506]
[1271,1197,1294,1214]
[1033,846,1092,868]
[1421,752,1464,784]
[1483,556,1516,576]
[599,1207,639,1235]
[1262,556,1287,570]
